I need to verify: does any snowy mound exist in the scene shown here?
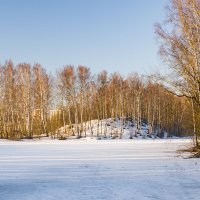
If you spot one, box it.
[56,118,168,140]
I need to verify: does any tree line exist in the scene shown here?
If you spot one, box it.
[0,61,193,140]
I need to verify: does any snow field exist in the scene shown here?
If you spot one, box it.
[0,139,199,200]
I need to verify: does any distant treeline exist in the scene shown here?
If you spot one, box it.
[0,61,193,140]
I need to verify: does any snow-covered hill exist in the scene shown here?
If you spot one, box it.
[56,118,168,140]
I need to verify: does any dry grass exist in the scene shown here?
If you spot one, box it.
[179,145,200,158]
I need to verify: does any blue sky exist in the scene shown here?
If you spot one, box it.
[0,0,168,75]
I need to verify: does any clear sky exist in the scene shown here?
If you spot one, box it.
[0,0,168,75]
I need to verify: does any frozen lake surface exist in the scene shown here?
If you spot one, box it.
[0,138,199,200]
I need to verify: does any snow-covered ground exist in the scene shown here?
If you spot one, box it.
[0,138,199,200]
